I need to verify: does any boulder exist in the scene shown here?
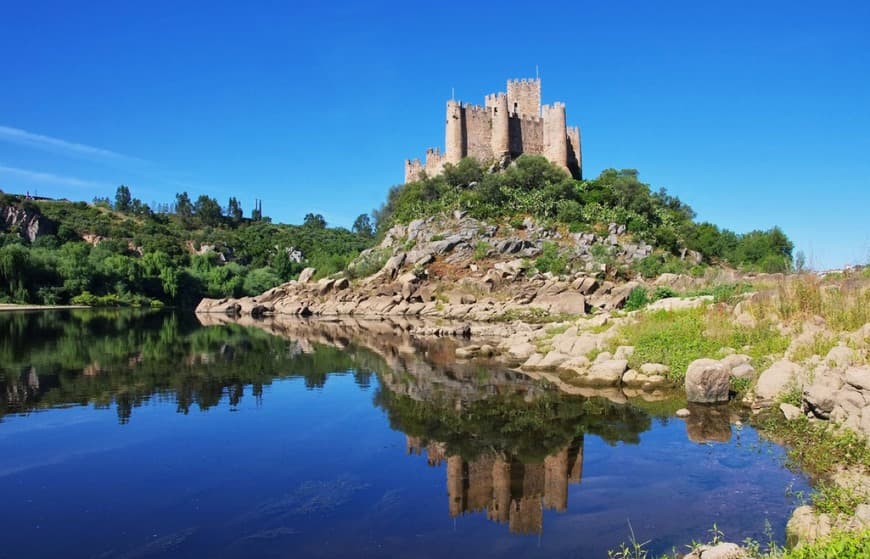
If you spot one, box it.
[730,363,756,380]
[754,360,801,404]
[298,267,316,284]
[845,365,870,390]
[640,363,670,376]
[825,345,857,369]
[646,295,712,312]
[605,281,640,310]
[779,402,803,421]
[683,542,747,559]
[685,358,731,403]
[575,359,627,386]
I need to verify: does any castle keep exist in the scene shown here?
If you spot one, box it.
[405,78,582,182]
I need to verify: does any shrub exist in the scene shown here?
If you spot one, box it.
[535,242,568,275]
[624,287,649,311]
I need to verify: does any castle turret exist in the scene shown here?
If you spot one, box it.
[486,93,510,159]
[542,102,569,174]
[507,78,541,117]
[445,100,464,164]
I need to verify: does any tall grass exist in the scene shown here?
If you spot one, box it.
[758,274,870,332]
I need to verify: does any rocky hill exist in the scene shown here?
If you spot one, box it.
[197,211,746,321]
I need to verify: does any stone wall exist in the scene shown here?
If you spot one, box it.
[507,78,541,117]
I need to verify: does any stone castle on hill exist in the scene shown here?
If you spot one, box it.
[404,77,582,183]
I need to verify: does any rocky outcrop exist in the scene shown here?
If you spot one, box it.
[196,214,733,323]
[1,204,57,242]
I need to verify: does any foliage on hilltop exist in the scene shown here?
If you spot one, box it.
[0,189,375,307]
[374,156,793,274]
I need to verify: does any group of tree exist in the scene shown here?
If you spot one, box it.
[0,188,375,307]
[374,156,794,273]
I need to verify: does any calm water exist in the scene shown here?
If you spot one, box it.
[0,310,809,559]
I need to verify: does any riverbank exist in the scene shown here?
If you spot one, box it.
[0,303,90,311]
[199,265,870,555]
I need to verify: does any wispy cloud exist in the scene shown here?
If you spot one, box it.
[0,125,146,164]
[0,164,107,190]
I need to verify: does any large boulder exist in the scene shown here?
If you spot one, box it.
[297,267,316,284]
[754,360,801,404]
[574,359,627,386]
[685,358,731,403]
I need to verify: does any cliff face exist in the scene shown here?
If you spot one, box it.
[1,204,57,242]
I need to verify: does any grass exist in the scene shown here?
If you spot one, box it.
[780,529,870,558]
[473,241,490,260]
[752,275,870,332]
[757,413,870,476]
[790,333,840,364]
[607,306,788,382]
[811,481,865,516]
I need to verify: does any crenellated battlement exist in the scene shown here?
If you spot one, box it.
[405,77,582,181]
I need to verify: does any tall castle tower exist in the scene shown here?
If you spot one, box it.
[405,77,582,182]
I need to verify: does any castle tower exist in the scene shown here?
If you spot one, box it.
[567,126,583,180]
[507,78,541,117]
[542,102,569,174]
[445,100,464,164]
[486,93,510,158]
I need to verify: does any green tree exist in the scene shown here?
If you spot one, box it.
[175,192,193,220]
[304,213,326,229]
[352,213,373,237]
[194,195,222,227]
[227,197,243,224]
[114,185,132,212]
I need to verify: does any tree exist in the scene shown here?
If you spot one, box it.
[114,185,132,212]
[227,197,243,224]
[352,213,373,237]
[303,213,326,229]
[175,192,193,219]
[194,195,222,227]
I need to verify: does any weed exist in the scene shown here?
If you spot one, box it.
[624,287,649,311]
[473,241,490,261]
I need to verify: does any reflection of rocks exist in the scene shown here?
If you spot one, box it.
[409,435,584,534]
[684,403,732,443]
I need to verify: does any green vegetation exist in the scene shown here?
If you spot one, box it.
[755,275,870,332]
[0,190,374,306]
[607,307,789,381]
[758,414,870,477]
[779,530,870,559]
[375,156,793,272]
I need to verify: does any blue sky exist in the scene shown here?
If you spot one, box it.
[1,0,868,269]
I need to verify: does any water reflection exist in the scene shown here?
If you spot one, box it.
[0,311,808,556]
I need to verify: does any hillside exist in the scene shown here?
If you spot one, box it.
[0,189,374,307]
[3,156,794,309]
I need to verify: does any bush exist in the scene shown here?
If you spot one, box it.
[535,242,568,275]
[624,287,649,311]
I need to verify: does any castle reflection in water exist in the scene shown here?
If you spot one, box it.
[406,435,585,534]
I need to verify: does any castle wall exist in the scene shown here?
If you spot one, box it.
[509,115,544,158]
[567,126,582,179]
[463,104,493,162]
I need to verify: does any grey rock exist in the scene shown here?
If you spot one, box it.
[685,358,731,403]
[779,402,803,421]
[845,365,870,390]
[755,360,801,404]
[297,267,316,284]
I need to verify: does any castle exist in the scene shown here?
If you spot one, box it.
[404,77,582,183]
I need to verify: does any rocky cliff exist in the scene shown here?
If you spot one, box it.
[1,204,57,242]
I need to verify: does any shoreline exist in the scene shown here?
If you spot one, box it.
[0,303,91,312]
